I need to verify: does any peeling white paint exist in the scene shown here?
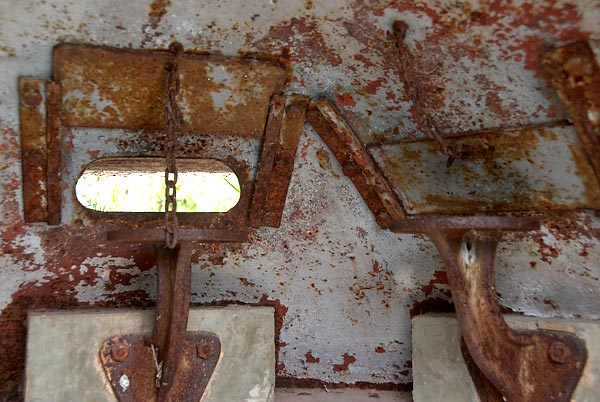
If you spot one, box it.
[0,0,599,390]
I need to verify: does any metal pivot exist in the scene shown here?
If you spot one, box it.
[390,216,588,402]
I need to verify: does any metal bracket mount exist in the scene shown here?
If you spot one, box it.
[391,216,588,402]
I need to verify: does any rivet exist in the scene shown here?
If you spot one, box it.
[196,343,214,359]
[22,90,42,108]
[168,42,184,56]
[111,344,129,362]
[548,341,570,364]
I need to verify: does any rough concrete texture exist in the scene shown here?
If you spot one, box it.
[1,0,600,400]
[26,307,275,402]
[412,314,600,402]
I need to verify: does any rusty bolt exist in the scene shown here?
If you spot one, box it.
[111,344,129,362]
[196,343,214,360]
[22,90,42,108]
[548,341,570,364]
[168,42,184,56]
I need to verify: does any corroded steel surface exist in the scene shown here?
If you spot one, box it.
[45,81,62,225]
[261,94,310,227]
[2,1,600,399]
[370,124,600,214]
[542,42,600,180]
[250,95,286,227]
[100,333,221,402]
[54,44,289,136]
[19,78,47,222]
[390,215,540,233]
[393,216,587,401]
[306,99,406,228]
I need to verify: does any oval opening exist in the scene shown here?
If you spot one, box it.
[76,157,241,213]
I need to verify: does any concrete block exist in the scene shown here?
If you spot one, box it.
[25,307,275,402]
[412,314,600,402]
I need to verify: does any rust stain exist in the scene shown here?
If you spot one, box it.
[409,297,455,318]
[374,124,600,214]
[0,227,156,400]
[46,82,62,225]
[148,0,171,29]
[250,16,342,68]
[420,270,449,297]
[305,351,320,363]
[53,44,288,137]
[334,93,357,108]
[19,78,48,223]
[275,376,412,392]
[316,148,339,179]
[543,42,600,181]
[333,353,357,372]
[239,277,256,287]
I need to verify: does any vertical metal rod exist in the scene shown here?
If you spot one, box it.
[152,242,193,401]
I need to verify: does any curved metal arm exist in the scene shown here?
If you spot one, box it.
[392,216,587,402]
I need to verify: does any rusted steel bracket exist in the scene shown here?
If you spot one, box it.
[19,78,48,223]
[250,94,310,227]
[542,42,600,181]
[101,229,247,401]
[390,216,588,402]
[19,43,292,226]
[306,98,406,228]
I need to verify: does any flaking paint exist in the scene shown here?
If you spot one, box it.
[1,0,600,400]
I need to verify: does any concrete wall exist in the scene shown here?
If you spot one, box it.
[1,0,599,399]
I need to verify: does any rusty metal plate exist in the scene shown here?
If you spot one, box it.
[53,44,288,136]
[19,77,48,222]
[251,94,309,228]
[370,124,600,214]
[306,99,406,227]
[100,333,220,402]
[45,82,62,225]
[542,42,600,180]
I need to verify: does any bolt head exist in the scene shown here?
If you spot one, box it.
[111,344,129,362]
[22,90,42,107]
[548,341,570,364]
[168,42,184,56]
[196,343,214,359]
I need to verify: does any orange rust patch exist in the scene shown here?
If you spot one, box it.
[420,270,449,297]
[334,93,357,108]
[333,353,357,372]
[305,351,320,363]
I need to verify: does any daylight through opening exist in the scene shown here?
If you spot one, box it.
[76,157,241,213]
